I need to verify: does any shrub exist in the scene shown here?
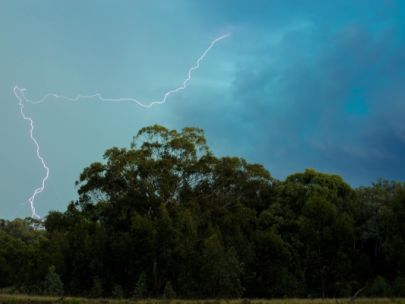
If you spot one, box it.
[163,281,176,299]
[43,265,64,296]
[90,276,103,298]
[112,283,124,299]
[133,272,148,298]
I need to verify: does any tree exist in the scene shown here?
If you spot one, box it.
[163,281,176,299]
[43,265,64,296]
[90,276,103,298]
[1,125,404,298]
[72,125,270,297]
[200,233,243,298]
[133,272,148,298]
[112,283,124,298]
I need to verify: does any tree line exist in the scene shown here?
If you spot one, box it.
[1,125,404,298]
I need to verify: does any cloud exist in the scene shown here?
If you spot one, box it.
[194,3,405,185]
[2,1,405,218]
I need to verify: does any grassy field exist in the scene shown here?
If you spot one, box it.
[1,296,405,304]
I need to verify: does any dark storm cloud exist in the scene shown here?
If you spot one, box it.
[2,0,405,218]
[167,1,405,186]
[219,3,405,185]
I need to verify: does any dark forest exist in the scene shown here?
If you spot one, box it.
[1,125,404,298]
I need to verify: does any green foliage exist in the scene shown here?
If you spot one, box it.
[393,277,405,297]
[163,281,176,299]
[42,266,64,296]
[200,234,243,298]
[367,276,392,297]
[133,272,148,298]
[1,125,405,298]
[112,283,124,299]
[90,277,103,298]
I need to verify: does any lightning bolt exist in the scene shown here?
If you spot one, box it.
[17,34,230,107]
[14,87,49,219]
[14,34,230,218]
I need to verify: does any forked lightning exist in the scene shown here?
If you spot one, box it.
[14,34,230,219]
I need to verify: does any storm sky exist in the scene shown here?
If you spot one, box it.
[1,0,405,219]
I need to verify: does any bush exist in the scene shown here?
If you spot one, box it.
[133,272,148,298]
[368,276,392,297]
[112,283,124,298]
[90,276,103,298]
[394,277,405,297]
[163,281,176,299]
[43,265,64,296]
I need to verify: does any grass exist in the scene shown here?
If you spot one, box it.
[0,295,405,304]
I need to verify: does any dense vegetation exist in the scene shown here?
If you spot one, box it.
[1,125,405,298]
[0,297,404,304]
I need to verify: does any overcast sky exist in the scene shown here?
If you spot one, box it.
[1,0,405,219]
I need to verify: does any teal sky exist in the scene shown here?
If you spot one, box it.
[1,1,405,219]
